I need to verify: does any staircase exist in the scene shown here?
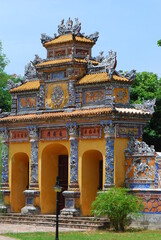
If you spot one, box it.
[0,213,110,230]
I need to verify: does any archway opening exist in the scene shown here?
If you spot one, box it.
[81,150,103,216]
[41,143,68,214]
[11,152,29,212]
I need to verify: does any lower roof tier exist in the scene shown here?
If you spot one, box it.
[0,107,151,124]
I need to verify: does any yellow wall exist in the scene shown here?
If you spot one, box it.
[79,139,105,216]
[81,150,103,215]
[8,137,128,214]
[9,142,31,189]
[114,138,128,187]
[39,142,69,213]
[11,152,29,212]
[9,142,31,212]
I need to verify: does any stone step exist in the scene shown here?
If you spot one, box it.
[0,219,105,229]
[1,213,107,221]
[0,213,109,230]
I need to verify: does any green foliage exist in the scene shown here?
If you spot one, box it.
[0,40,20,112]
[91,188,143,231]
[130,72,161,103]
[0,41,8,73]
[130,72,161,151]
[157,39,161,46]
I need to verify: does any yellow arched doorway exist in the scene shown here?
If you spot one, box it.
[11,152,29,212]
[40,143,68,214]
[81,150,103,216]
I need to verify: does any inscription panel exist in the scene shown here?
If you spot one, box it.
[80,126,102,139]
[10,130,28,141]
[40,128,67,140]
[116,125,142,138]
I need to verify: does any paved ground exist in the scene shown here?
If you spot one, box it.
[0,223,86,239]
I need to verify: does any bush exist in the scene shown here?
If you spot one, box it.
[91,188,143,231]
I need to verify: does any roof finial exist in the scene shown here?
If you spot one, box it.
[58,17,81,35]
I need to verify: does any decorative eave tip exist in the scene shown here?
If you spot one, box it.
[40,18,99,44]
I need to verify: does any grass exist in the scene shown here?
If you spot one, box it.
[3,230,161,240]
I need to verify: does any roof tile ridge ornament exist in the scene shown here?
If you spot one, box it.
[58,17,81,36]
[133,98,156,114]
[87,50,117,77]
[25,55,44,81]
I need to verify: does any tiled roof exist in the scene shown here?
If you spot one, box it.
[43,34,94,47]
[0,108,112,123]
[10,80,40,93]
[35,58,72,67]
[77,72,129,85]
[35,58,98,68]
[0,107,151,124]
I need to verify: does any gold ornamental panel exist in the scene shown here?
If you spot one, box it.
[113,88,129,104]
[46,83,69,109]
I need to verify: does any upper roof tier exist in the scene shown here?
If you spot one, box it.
[43,34,95,47]
[41,18,99,48]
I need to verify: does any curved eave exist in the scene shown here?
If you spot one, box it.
[0,108,112,124]
[35,58,98,69]
[115,107,152,118]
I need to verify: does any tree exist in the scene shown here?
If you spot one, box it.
[157,39,161,46]
[0,40,20,112]
[130,72,161,152]
[91,188,143,231]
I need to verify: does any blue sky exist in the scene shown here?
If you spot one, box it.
[0,0,161,77]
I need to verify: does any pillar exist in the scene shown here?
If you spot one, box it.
[21,126,40,214]
[101,121,115,189]
[0,128,10,212]
[61,122,80,216]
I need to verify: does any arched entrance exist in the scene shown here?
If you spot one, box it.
[11,152,29,212]
[41,143,68,214]
[81,150,103,216]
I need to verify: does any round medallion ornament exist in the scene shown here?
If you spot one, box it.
[51,86,64,108]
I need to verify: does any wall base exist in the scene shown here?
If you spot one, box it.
[21,189,40,215]
[130,213,161,230]
[61,190,80,216]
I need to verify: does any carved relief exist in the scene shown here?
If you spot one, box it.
[46,83,69,109]
[125,138,155,156]
[18,96,37,110]
[83,90,105,105]
[125,138,156,188]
